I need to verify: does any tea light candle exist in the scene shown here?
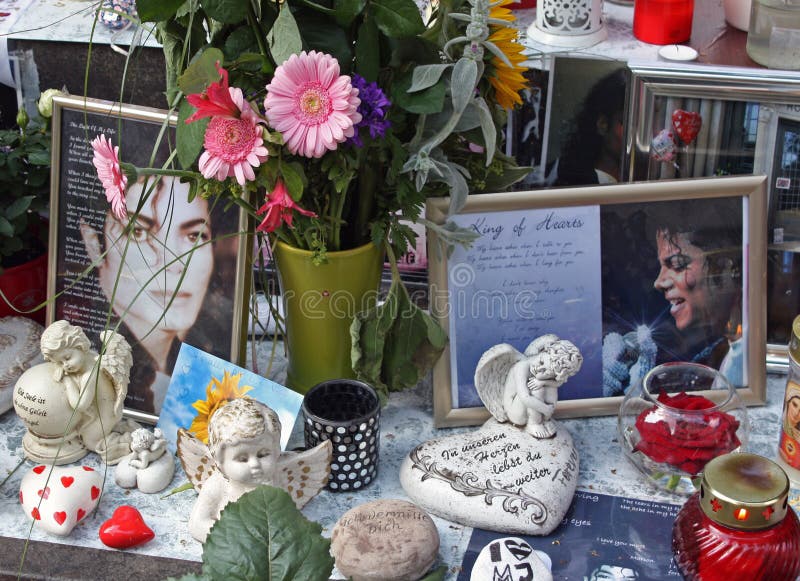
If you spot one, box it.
[658,44,699,61]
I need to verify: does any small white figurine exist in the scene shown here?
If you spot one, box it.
[475,334,583,439]
[178,398,332,543]
[115,427,175,493]
[13,320,135,465]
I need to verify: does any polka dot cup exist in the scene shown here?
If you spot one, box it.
[302,379,380,492]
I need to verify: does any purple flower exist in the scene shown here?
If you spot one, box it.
[347,74,391,148]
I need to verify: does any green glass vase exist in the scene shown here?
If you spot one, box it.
[273,240,383,394]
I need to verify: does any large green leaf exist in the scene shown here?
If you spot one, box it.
[371,0,425,37]
[0,216,14,237]
[200,0,248,23]
[392,71,445,115]
[450,58,477,113]
[201,486,333,581]
[4,196,33,220]
[408,63,450,93]
[136,0,185,22]
[177,100,208,169]
[177,47,225,95]
[351,276,447,398]
[333,0,367,26]
[267,6,302,67]
[298,14,353,72]
[354,14,380,81]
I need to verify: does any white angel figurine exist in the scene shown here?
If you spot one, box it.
[39,320,134,464]
[178,397,332,543]
[474,334,583,439]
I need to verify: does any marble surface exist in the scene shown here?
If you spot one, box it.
[5,0,160,47]
[0,345,796,579]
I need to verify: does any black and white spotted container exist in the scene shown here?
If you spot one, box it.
[302,379,381,492]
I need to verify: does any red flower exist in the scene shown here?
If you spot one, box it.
[185,62,239,123]
[634,391,741,476]
[256,180,317,233]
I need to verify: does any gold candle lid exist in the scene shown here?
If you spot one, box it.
[700,453,789,530]
[791,314,800,362]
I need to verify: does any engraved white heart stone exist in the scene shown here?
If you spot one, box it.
[400,418,578,535]
[19,464,103,536]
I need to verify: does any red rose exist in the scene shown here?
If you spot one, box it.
[634,391,741,476]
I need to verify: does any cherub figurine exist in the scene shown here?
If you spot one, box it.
[115,427,175,493]
[178,398,332,543]
[474,334,583,439]
[39,320,134,464]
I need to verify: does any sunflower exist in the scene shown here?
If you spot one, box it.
[487,0,529,111]
[189,371,254,443]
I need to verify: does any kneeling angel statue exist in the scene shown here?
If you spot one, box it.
[475,334,583,439]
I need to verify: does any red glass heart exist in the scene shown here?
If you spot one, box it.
[99,506,155,549]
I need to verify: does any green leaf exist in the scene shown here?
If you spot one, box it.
[5,196,33,220]
[451,58,478,113]
[267,6,302,66]
[0,216,13,237]
[177,100,208,169]
[280,163,305,201]
[354,14,379,81]
[408,64,450,93]
[178,47,225,95]
[26,150,51,166]
[201,486,334,581]
[392,71,445,115]
[333,0,367,26]
[299,15,352,72]
[351,275,447,397]
[474,96,496,165]
[420,566,448,581]
[371,0,425,37]
[136,0,186,22]
[199,0,247,23]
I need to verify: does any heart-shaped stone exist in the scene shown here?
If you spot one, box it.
[672,109,702,145]
[19,464,103,536]
[400,419,578,535]
[0,316,43,415]
[99,506,155,549]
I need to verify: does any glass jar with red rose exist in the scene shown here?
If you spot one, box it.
[617,362,749,495]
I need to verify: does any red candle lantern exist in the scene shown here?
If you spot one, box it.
[672,452,800,581]
[633,0,695,45]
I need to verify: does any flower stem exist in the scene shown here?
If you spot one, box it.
[666,473,682,490]
[247,0,270,64]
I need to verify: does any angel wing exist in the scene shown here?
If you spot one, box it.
[98,330,133,418]
[177,428,220,490]
[474,343,525,422]
[275,440,332,509]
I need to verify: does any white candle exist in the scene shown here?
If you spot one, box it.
[658,44,699,61]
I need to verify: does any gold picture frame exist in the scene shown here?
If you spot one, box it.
[428,176,767,427]
[47,95,251,423]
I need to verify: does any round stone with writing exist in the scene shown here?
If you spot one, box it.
[399,418,579,535]
[0,316,43,415]
[330,499,439,581]
[470,537,552,581]
[13,362,88,464]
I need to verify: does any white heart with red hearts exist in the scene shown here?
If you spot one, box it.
[19,464,103,536]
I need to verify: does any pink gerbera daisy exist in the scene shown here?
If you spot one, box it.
[264,51,362,159]
[185,62,239,123]
[198,88,269,186]
[91,134,128,222]
[256,179,317,233]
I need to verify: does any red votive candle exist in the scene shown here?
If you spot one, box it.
[633,0,694,44]
[672,453,800,581]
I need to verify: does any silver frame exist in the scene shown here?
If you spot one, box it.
[428,176,768,427]
[626,62,800,372]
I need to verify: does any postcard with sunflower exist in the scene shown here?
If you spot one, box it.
[156,343,304,453]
